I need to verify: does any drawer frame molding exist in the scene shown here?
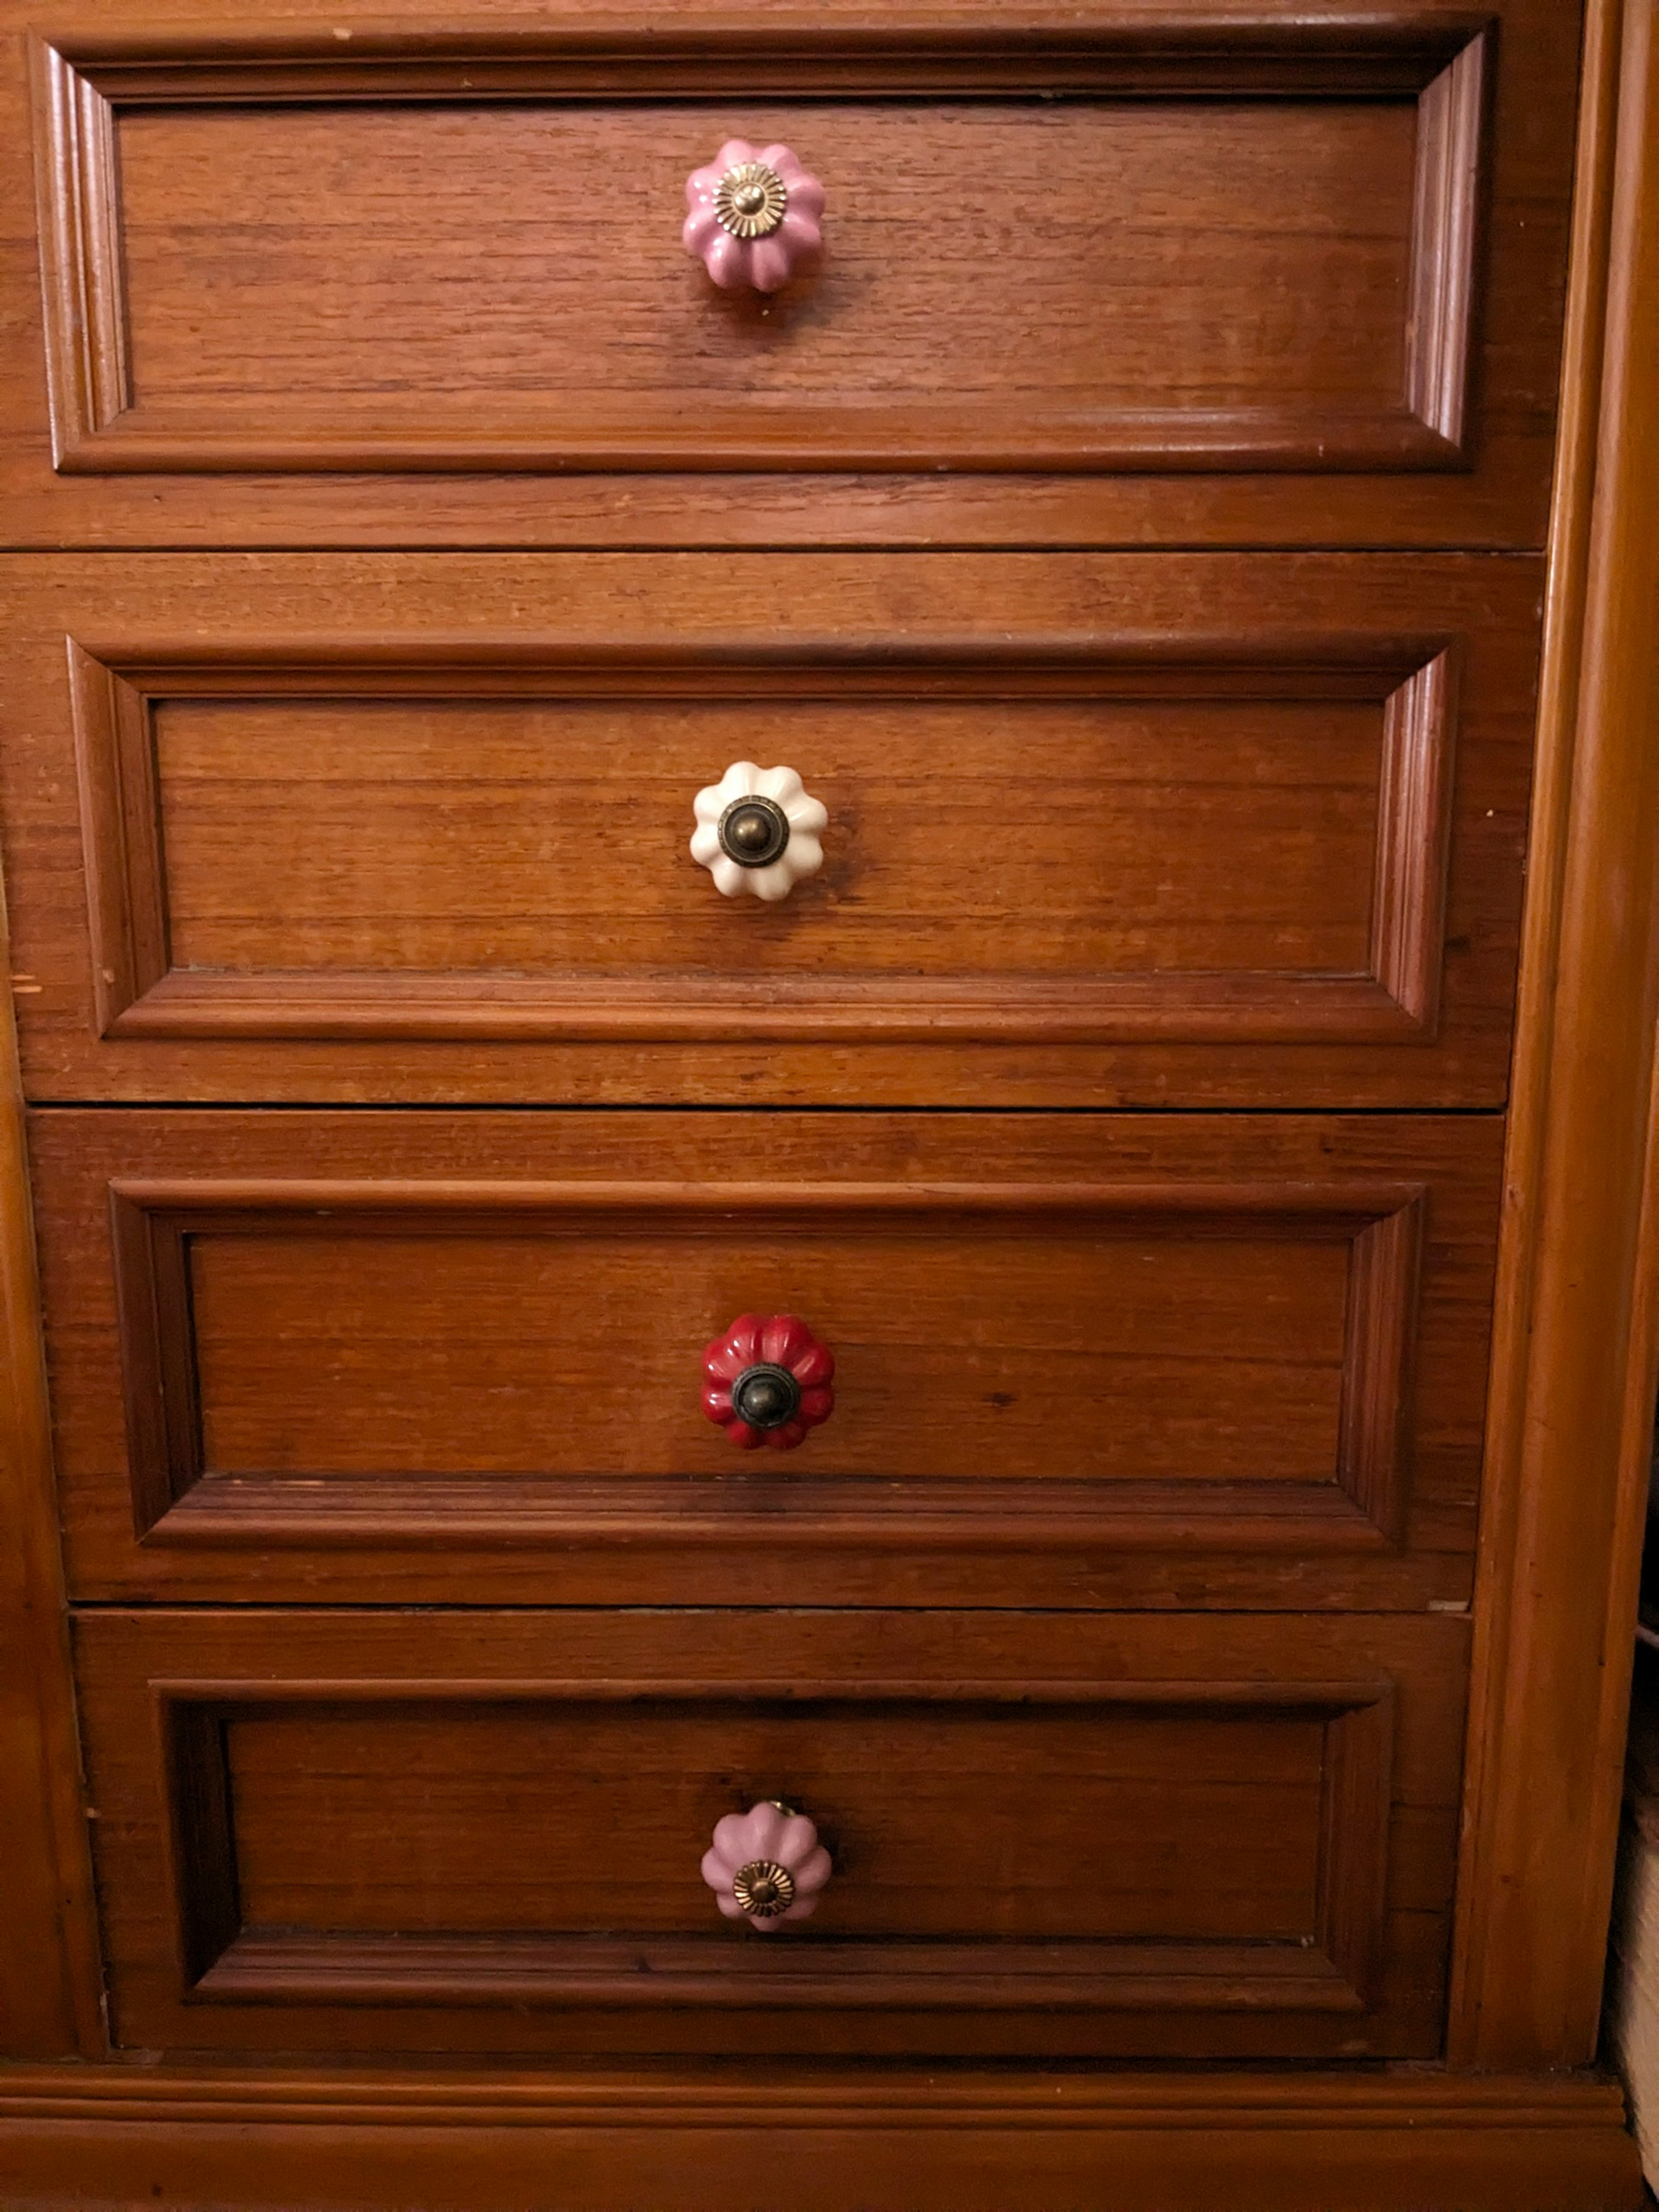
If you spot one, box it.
[66,632,1460,1047]
[32,16,1488,477]
[105,1172,1425,1555]
[155,1673,1394,2018]
[73,1605,1459,2059]
[0,2063,1641,2212]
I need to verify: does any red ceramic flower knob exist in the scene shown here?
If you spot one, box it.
[702,1801,832,1930]
[703,1313,834,1451]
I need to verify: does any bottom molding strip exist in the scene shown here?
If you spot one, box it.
[0,2063,1641,2211]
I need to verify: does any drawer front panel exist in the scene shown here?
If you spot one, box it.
[38,32,1466,477]
[34,1109,1503,1608]
[73,1608,1468,2059]
[0,0,1580,546]
[2,553,1540,1106]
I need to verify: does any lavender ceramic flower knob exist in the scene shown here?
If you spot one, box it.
[702,1801,832,1930]
[684,139,824,293]
[690,761,826,902]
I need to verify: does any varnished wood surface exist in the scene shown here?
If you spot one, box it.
[41,36,1458,470]
[0,2066,1640,2212]
[32,1108,1503,1609]
[1449,0,1659,2072]
[0,856,101,2056]
[72,1606,1467,2060]
[0,0,1581,547]
[0,7,1647,2192]
[4,553,1540,1103]
[77,641,1459,1047]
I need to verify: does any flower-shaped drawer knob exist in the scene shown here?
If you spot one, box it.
[690,762,827,903]
[684,140,824,293]
[702,1801,833,1929]
[703,1313,834,1450]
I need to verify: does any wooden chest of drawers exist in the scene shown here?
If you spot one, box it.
[0,1,1656,2206]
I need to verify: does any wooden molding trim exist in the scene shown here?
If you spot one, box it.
[0,2063,1641,2212]
[67,635,1458,1047]
[0,870,103,2056]
[31,16,1487,476]
[1449,0,1659,2068]
[105,1175,1423,1554]
[1404,28,1490,453]
[156,1675,1391,2015]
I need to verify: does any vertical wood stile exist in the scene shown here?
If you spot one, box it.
[0,866,103,2057]
[1450,0,1659,2069]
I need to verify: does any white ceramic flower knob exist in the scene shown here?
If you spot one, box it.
[690,761,826,902]
[701,1801,832,1930]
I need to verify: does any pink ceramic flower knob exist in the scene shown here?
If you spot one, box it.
[683,139,824,293]
[702,1801,832,1930]
[702,1313,834,1450]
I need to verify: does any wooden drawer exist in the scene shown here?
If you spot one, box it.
[0,0,1578,549]
[73,1606,1469,2061]
[3,553,1538,1107]
[35,1107,1502,1610]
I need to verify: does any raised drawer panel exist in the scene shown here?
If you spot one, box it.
[39,34,1464,476]
[0,0,1581,547]
[73,1607,1468,2059]
[33,1108,1503,1609]
[85,648,1444,1039]
[1,553,1540,1106]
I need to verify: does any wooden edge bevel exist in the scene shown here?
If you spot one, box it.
[157,1698,239,1991]
[0,873,104,2056]
[1316,1687,1398,2009]
[1370,647,1460,1032]
[1405,28,1491,452]
[1449,0,1659,2070]
[29,38,130,462]
[107,1189,201,1537]
[1335,1193,1426,1546]
[67,642,169,1039]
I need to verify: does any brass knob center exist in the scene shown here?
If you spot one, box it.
[713,161,789,241]
[732,1858,796,1918]
[717,795,791,869]
[730,1362,801,1431]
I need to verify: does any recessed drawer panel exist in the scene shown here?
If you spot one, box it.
[33,1108,1503,1609]
[73,1607,1469,2059]
[38,31,1470,477]
[0,0,1580,546]
[1,553,1540,1106]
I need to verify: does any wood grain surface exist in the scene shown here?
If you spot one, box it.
[1449,0,1659,2071]
[0,0,1582,546]
[0,2069,1637,2212]
[74,641,1458,1047]
[30,1107,1502,1610]
[42,44,1459,470]
[71,1605,1467,2061]
[0,2,1649,2196]
[3,552,1541,1103]
[0,853,102,2059]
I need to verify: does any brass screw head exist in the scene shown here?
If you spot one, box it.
[714,161,788,240]
[731,1858,797,1918]
[716,795,791,870]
